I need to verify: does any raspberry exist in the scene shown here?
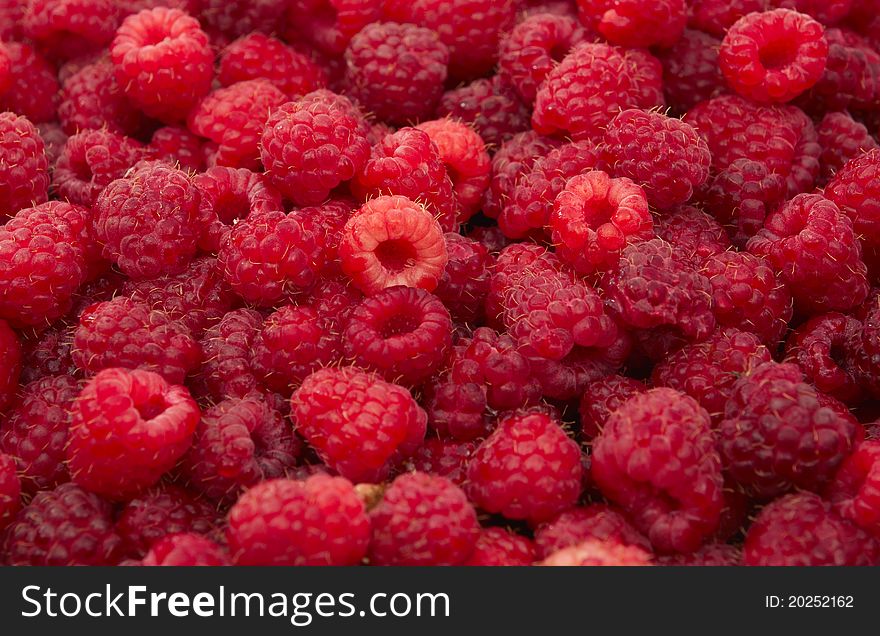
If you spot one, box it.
[659,30,726,113]
[142,533,230,566]
[772,0,853,24]
[193,167,283,253]
[468,225,509,255]
[0,320,20,411]
[719,361,861,498]
[0,375,78,493]
[37,122,67,168]
[345,22,449,126]
[657,543,742,566]
[592,388,724,553]
[655,206,732,263]
[338,195,448,296]
[855,295,880,396]
[653,328,772,422]
[0,42,59,124]
[720,9,829,103]
[602,109,711,210]
[23,0,120,62]
[251,305,341,394]
[196,309,263,402]
[785,312,865,403]
[0,0,24,40]
[498,12,590,105]
[58,58,146,138]
[576,0,687,48]
[368,472,479,565]
[198,0,288,42]
[578,375,646,440]
[116,485,221,558]
[826,440,880,537]
[702,251,793,347]
[182,397,300,502]
[434,233,492,325]
[798,27,880,113]
[219,33,325,99]
[52,128,144,207]
[747,193,869,315]
[550,171,653,274]
[0,452,20,530]
[149,126,204,172]
[111,7,213,123]
[532,42,664,141]
[67,368,199,500]
[690,1,770,37]
[404,438,474,486]
[817,112,879,184]
[227,475,370,565]
[499,140,603,239]
[343,286,452,385]
[218,209,324,306]
[463,527,536,566]
[3,483,123,566]
[435,77,531,148]
[260,90,371,206]
[291,366,427,482]
[0,111,49,218]
[19,326,78,385]
[189,80,288,171]
[286,0,382,56]
[534,505,651,559]
[0,203,89,328]
[743,492,880,565]
[825,149,880,263]
[540,539,653,566]
[466,412,582,524]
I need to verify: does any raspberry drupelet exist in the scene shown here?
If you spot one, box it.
[575,0,687,49]
[219,33,325,99]
[534,505,651,559]
[463,527,536,566]
[0,111,49,219]
[826,441,880,538]
[142,534,231,567]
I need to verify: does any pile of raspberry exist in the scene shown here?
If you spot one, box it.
[1,0,880,568]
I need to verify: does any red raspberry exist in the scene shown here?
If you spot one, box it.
[719,361,861,498]
[817,112,879,184]
[799,27,880,113]
[291,366,427,482]
[498,12,590,105]
[0,452,20,530]
[142,533,230,566]
[578,374,646,440]
[0,203,88,328]
[434,233,493,325]
[67,368,199,500]
[720,8,829,103]
[92,161,203,279]
[550,171,653,274]
[467,412,583,524]
[189,80,287,171]
[149,126,204,172]
[198,0,287,42]
[659,29,726,113]
[219,33,324,99]
[19,326,77,384]
[37,122,67,167]
[3,483,123,565]
[657,543,742,566]
[52,128,144,207]
[854,295,880,397]
[181,397,300,502]
[703,251,793,347]
[540,539,653,566]
[251,305,341,394]
[23,0,120,62]
[826,441,880,538]
[463,527,536,566]
[468,225,510,255]
[772,0,853,24]
[690,0,769,37]
[111,7,213,123]
[0,111,48,218]
[260,90,371,206]
[121,257,235,339]
[345,22,449,126]
[0,42,59,124]
[0,375,78,494]
[338,195,448,296]
[404,437,474,486]
[58,58,146,138]
[435,76,531,148]
[653,328,772,423]
[0,0,24,40]
[227,475,370,565]
[576,0,686,48]
[499,139,603,239]
[286,0,382,56]
[485,241,561,328]
[368,471,479,565]
[0,320,20,411]
[534,505,651,559]
[218,209,324,306]
[193,167,283,253]
[116,485,221,558]
[785,312,865,403]
[343,286,452,385]
[196,309,263,402]
[825,149,880,264]
[602,109,711,210]
[592,388,724,553]
[655,205,731,263]
[747,193,869,315]
[532,42,664,142]
[743,492,880,565]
